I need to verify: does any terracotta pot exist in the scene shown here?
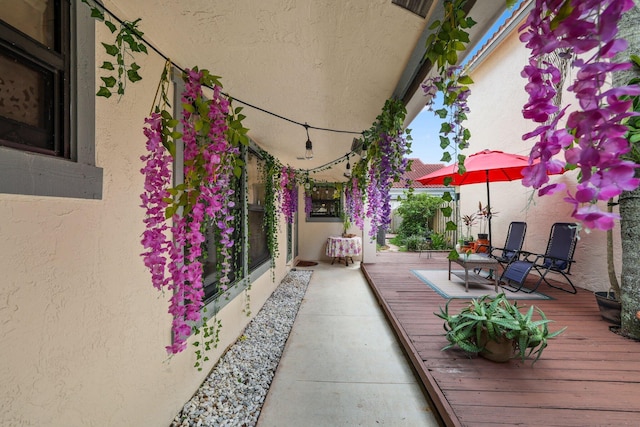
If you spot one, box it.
[594,291,621,325]
[478,329,514,362]
[475,238,490,254]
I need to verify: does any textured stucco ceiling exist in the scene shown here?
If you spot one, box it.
[107,0,506,181]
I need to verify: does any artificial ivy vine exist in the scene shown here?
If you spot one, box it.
[422,0,476,169]
[81,0,147,97]
[257,151,281,275]
[420,0,478,253]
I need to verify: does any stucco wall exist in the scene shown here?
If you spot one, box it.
[464,23,621,292]
[0,21,290,427]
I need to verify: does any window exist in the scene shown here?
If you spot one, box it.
[286,221,293,263]
[246,149,270,271]
[1,0,70,157]
[0,0,103,199]
[171,68,245,304]
[308,183,342,221]
[200,173,244,303]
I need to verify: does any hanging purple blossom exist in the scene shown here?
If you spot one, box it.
[280,166,298,224]
[520,0,640,230]
[344,177,365,230]
[140,112,172,291]
[141,68,241,355]
[366,130,411,239]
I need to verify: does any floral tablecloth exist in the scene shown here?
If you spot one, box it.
[325,236,362,259]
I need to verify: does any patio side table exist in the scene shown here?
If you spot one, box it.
[325,236,362,266]
[448,254,499,292]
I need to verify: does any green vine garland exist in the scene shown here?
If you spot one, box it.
[81,0,147,97]
[258,151,281,276]
[421,0,480,255]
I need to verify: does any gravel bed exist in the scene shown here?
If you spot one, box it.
[170,269,313,427]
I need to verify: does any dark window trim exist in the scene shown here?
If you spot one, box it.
[306,216,342,223]
[0,0,103,199]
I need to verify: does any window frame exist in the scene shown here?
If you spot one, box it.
[306,182,343,223]
[0,0,103,199]
[172,68,262,315]
[0,0,70,157]
[246,145,272,272]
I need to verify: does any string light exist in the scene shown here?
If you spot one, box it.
[304,123,314,159]
[86,1,363,170]
[344,154,351,178]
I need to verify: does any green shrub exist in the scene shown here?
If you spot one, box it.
[428,232,448,250]
[396,193,444,241]
[405,235,428,252]
[389,235,404,246]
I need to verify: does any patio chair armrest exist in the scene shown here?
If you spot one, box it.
[534,254,575,271]
[519,251,541,262]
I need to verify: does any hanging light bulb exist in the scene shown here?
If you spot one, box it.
[361,141,368,160]
[304,173,310,190]
[344,154,351,177]
[304,123,314,159]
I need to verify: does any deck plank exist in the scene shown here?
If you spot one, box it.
[361,251,640,427]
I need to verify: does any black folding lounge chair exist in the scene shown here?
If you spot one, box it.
[475,221,527,277]
[500,222,578,294]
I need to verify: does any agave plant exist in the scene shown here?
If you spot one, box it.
[435,293,566,364]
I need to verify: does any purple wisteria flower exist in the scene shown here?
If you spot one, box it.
[140,112,172,291]
[366,131,411,239]
[520,0,640,230]
[140,68,241,355]
[344,178,365,230]
[280,166,298,224]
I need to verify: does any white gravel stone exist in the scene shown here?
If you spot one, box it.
[171,269,312,427]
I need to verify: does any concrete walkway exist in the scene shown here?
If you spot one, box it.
[257,261,440,426]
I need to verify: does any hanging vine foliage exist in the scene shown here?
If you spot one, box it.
[140,65,248,355]
[343,98,412,240]
[255,149,282,273]
[81,0,147,97]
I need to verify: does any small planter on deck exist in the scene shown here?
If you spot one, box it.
[594,291,621,325]
[435,293,566,364]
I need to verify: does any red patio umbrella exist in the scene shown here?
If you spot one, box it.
[416,149,558,246]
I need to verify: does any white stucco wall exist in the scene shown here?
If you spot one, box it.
[464,22,621,292]
[0,22,290,427]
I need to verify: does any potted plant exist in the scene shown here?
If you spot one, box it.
[341,212,353,238]
[595,198,622,324]
[476,201,498,241]
[435,293,566,364]
[461,213,477,246]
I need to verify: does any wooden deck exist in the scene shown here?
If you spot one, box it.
[361,251,640,427]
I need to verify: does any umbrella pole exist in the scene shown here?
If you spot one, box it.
[486,170,492,249]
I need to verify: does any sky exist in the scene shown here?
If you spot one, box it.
[407,1,524,165]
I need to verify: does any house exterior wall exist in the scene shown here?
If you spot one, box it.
[0,19,291,427]
[464,21,620,292]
